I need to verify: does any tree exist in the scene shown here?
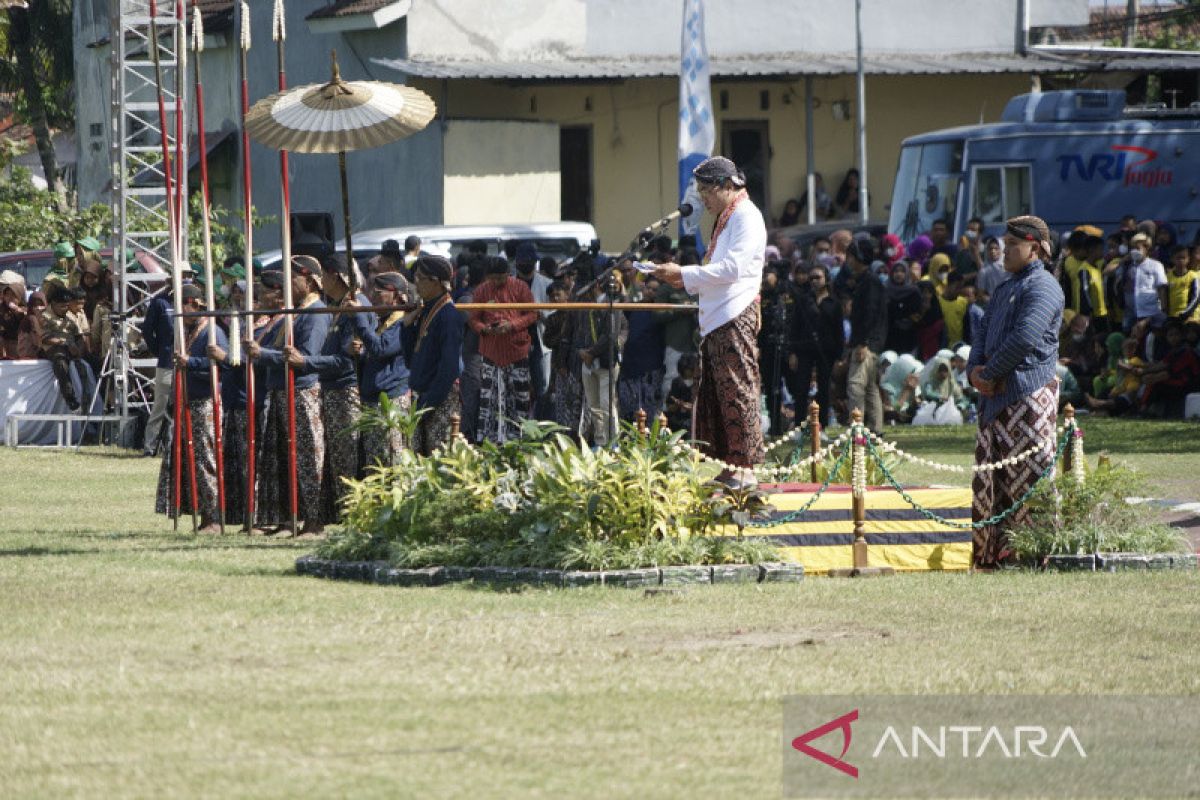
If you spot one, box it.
[0,0,74,212]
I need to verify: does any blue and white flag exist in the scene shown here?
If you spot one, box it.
[678,0,713,251]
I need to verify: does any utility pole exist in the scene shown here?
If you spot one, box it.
[1124,0,1139,47]
[855,0,868,223]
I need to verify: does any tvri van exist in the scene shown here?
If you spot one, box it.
[258,221,599,270]
[888,89,1200,244]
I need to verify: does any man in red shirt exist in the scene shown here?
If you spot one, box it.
[467,256,538,442]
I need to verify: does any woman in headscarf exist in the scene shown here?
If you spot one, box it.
[883,261,921,355]
[654,155,767,489]
[913,280,945,360]
[927,253,953,296]
[1091,331,1125,399]
[881,234,906,269]
[906,235,934,274]
[776,199,801,228]
[880,352,923,423]
[920,349,965,409]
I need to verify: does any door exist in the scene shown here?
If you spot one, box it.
[721,121,770,215]
[560,126,593,223]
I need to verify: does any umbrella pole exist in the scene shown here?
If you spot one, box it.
[181,376,200,533]
[239,1,256,533]
[274,0,298,536]
[338,150,356,295]
[193,6,226,534]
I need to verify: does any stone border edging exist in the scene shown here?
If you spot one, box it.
[294,556,804,587]
[1046,553,1198,572]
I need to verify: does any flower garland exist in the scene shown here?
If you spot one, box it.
[863,430,1053,474]
[1070,425,1086,483]
[851,425,867,498]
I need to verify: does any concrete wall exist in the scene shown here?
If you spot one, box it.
[409,0,1090,60]
[442,121,560,224]
[415,71,1031,248]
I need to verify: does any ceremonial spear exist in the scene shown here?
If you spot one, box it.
[192,3,227,533]
[273,0,300,535]
[236,0,256,532]
[148,0,198,532]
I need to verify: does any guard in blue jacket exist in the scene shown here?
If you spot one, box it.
[153,283,227,533]
[249,259,330,535]
[139,287,175,455]
[348,270,412,467]
[288,253,374,524]
[402,255,464,454]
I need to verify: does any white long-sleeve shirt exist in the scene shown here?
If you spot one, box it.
[680,198,767,336]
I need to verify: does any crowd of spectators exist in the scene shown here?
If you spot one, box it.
[5,213,1200,450]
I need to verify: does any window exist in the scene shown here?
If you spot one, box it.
[887,140,963,242]
[971,164,1032,224]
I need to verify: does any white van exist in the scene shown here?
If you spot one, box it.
[258,221,598,269]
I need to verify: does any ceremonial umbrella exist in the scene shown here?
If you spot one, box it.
[244,51,437,291]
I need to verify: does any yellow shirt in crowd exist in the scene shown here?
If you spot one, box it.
[1167,269,1200,322]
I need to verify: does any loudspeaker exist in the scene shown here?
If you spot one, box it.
[290,212,334,261]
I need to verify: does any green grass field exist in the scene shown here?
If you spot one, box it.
[1,418,1197,797]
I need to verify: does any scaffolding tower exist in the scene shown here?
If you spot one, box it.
[107,0,187,431]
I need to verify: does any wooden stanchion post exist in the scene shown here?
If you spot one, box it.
[657,411,669,431]
[449,412,461,441]
[850,408,868,569]
[636,408,647,438]
[808,400,821,483]
[1061,403,1075,473]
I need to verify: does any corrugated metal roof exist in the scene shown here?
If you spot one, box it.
[307,0,401,21]
[374,50,1200,80]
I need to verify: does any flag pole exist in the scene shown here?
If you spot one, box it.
[238,0,256,533]
[192,4,226,534]
[274,0,299,536]
[677,0,714,253]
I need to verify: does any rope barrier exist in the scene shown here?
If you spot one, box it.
[746,439,852,528]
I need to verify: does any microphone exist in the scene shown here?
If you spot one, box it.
[640,203,695,238]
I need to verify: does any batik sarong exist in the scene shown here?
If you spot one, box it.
[693,302,764,467]
[155,398,220,523]
[222,407,249,527]
[972,380,1059,567]
[319,385,362,524]
[361,392,411,470]
[411,384,462,456]
[256,385,324,526]
[551,370,583,435]
[476,357,531,444]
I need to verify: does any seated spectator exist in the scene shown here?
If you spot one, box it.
[1087,319,1199,417]
[0,269,27,358]
[880,352,923,424]
[1056,362,1084,409]
[834,169,861,218]
[40,286,95,411]
[776,198,801,228]
[664,353,698,434]
[16,291,46,359]
[797,172,834,220]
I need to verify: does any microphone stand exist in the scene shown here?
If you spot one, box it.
[574,221,666,447]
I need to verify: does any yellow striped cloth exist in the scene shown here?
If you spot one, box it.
[716,485,973,575]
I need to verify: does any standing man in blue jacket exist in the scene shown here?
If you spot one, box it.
[402,255,464,455]
[284,253,374,526]
[967,215,1064,568]
[139,284,175,456]
[249,258,330,536]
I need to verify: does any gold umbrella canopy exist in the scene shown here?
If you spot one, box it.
[244,56,437,154]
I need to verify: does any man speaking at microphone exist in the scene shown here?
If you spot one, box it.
[655,156,766,489]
